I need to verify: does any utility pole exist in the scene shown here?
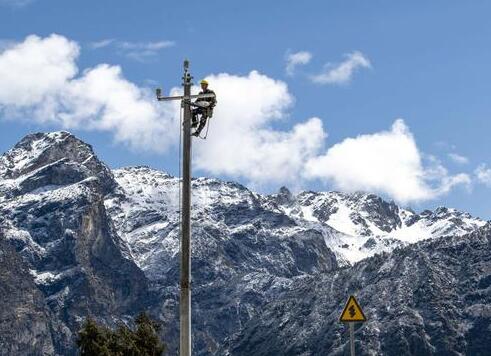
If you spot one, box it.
[156,60,215,356]
[180,59,192,356]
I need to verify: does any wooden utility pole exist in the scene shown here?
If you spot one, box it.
[156,60,215,356]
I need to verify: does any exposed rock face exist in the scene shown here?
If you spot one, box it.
[0,132,149,355]
[0,132,114,187]
[105,167,339,354]
[0,131,489,355]
[221,225,491,356]
[282,190,485,265]
[0,238,55,356]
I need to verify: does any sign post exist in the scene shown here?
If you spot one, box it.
[339,295,367,356]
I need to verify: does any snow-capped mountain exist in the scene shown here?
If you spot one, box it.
[221,225,491,355]
[0,131,489,355]
[0,132,148,354]
[275,190,485,264]
[105,166,485,269]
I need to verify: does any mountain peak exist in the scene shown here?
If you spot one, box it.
[0,131,115,194]
[11,131,79,157]
[275,186,294,205]
[2,131,87,177]
[0,131,488,355]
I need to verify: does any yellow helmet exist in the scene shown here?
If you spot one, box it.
[200,79,209,85]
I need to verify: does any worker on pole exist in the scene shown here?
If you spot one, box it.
[155,62,218,356]
[191,79,217,137]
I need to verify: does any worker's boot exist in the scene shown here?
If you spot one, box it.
[192,120,207,137]
[191,117,198,128]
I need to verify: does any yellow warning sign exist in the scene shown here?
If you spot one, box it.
[339,295,367,322]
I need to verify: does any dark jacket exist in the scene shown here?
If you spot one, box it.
[194,88,216,118]
[196,88,217,109]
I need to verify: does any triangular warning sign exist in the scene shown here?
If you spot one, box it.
[339,295,367,322]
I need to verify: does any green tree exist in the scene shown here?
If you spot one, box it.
[133,313,165,355]
[77,313,165,355]
[77,318,112,356]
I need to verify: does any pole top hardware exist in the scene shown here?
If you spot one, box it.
[155,60,215,103]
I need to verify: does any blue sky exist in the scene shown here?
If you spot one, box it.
[1,0,491,218]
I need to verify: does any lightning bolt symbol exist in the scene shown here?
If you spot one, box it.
[349,305,356,318]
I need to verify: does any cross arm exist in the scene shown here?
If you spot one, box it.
[156,93,216,102]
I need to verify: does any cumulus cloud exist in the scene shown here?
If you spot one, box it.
[448,152,469,164]
[193,71,326,186]
[475,164,491,187]
[0,34,179,152]
[285,51,312,76]
[304,119,470,203]
[311,51,371,85]
[89,39,175,61]
[0,34,79,107]
[0,34,470,203]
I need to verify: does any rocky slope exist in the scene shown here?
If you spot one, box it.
[0,131,489,355]
[273,189,485,264]
[0,238,56,355]
[105,167,338,353]
[0,132,150,355]
[221,225,491,355]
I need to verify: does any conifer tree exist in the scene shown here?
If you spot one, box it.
[77,313,165,355]
[77,318,111,356]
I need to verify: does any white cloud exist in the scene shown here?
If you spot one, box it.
[448,152,469,164]
[311,51,371,85]
[0,34,79,106]
[475,164,491,187]
[59,64,178,151]
[0,34,179,152]
[89,39,175,61]
[304,119,470,203]
[118,41,174,51]
[434,140,456,151]
[285,51,312,76]
[89,39,115,49]
[0,34,470,203]
[193,71,326,186]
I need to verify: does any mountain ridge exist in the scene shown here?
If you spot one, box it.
[0,131,489,355]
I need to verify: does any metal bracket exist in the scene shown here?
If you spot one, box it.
[156,92,216,102]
